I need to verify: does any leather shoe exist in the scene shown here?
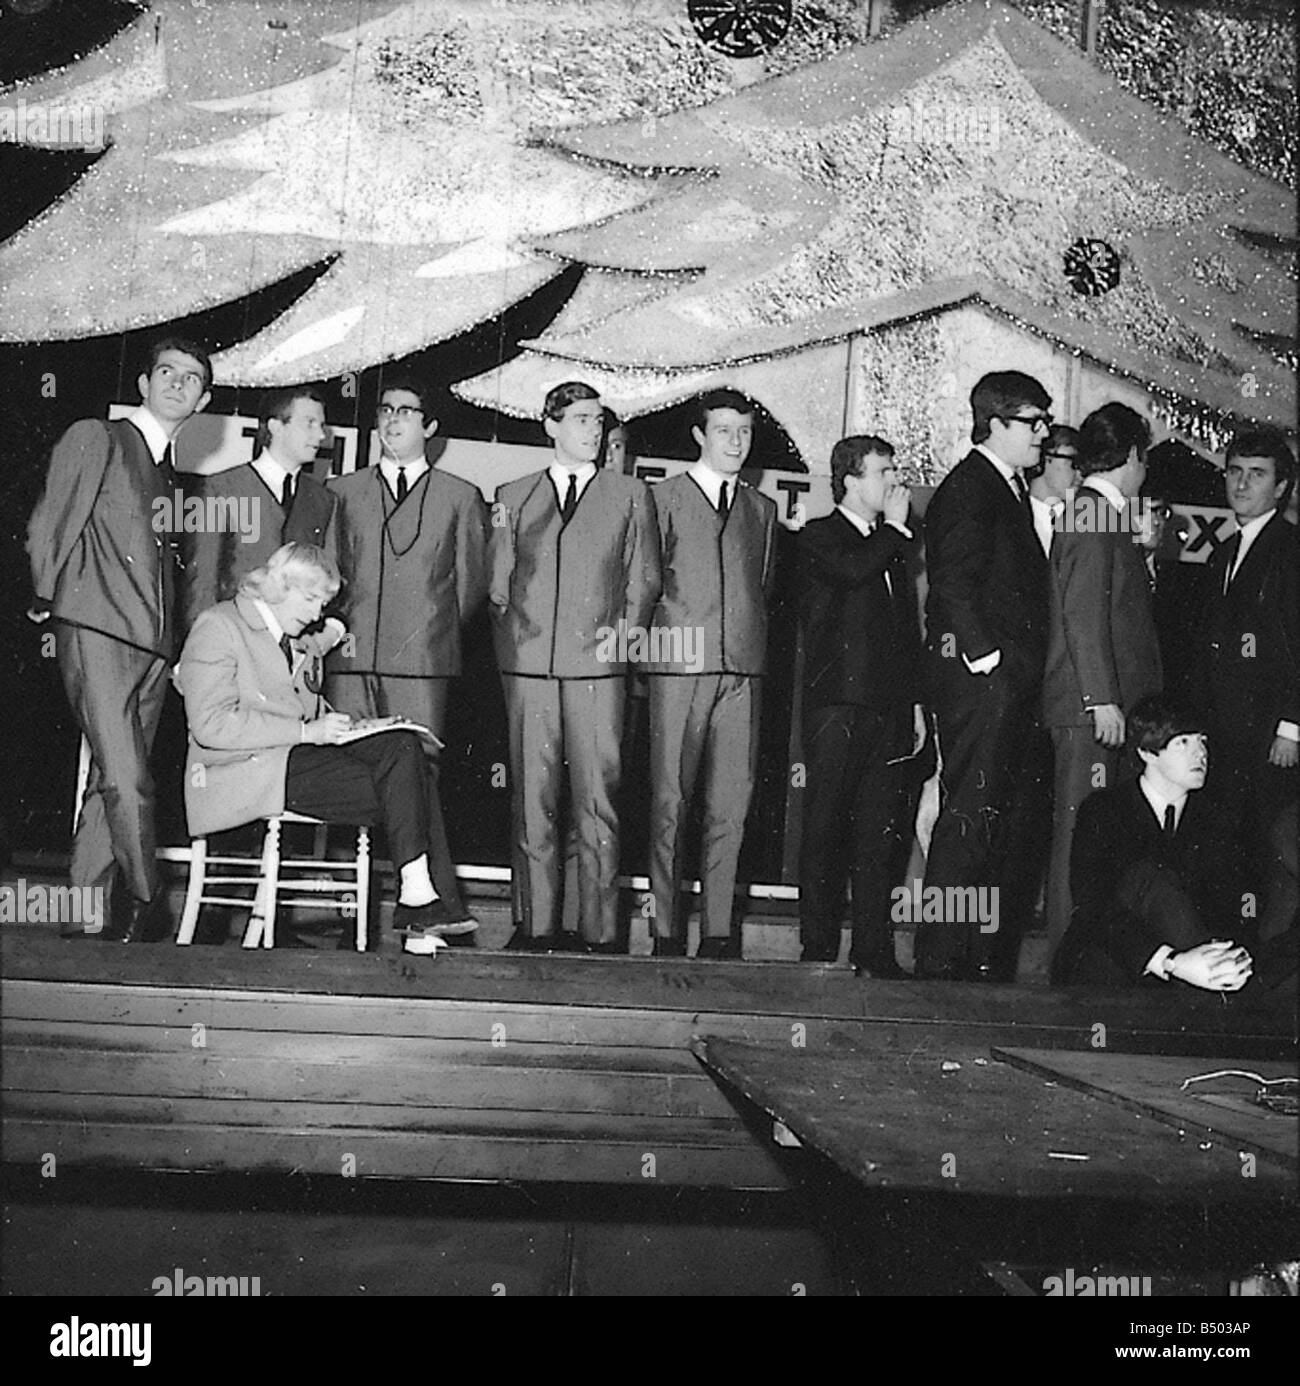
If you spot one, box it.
[504,928,556,953]
[694,936,742,961]
[651,936,687,958]
[393,900,478,936]
[110,895,172,944]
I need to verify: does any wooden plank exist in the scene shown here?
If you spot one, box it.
[993,1049,1299,1170]
[3,1046,737,1120]
[691,1037,1297,1202]
[2,1118,790,1188]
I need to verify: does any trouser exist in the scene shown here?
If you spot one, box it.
[501,675,624,943]
[799,702,911,966]
[285,731,429,872]
[649,673,761,942]
[328,671,464,913]
[57,625,170,905]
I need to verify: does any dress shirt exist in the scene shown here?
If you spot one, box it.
[548,460,596,507]
[126,406,173,466]
[972,443,1025,504]
[686,460,742,510]
[252,453,298,504]
[1029,493,1062,558]
[1136,775,1190,980]
[1222,509,1297,741]
[380,455,429,497]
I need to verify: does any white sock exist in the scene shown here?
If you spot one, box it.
[398,854,437,907]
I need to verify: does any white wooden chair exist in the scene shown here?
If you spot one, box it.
[176,811,370,951]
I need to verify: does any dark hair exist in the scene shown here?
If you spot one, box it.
[1025,424,1080,482]
[970,371,1051,443]
[1225,429,1297,508]
[543,380,600,422]
[257,386,325,451]
[1077,403,1151,478]
[692,387,755,434]
[378,373,435,421]
[1129,694,1206,758]
[143,336,213,392]
[830,434,893,504]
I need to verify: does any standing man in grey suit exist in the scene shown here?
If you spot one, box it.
[182,386,337,635]
[919,371,1052,980]
[27,337,212,941]
[647,388,777,959]
[489,381,661,952]
[1043,403,1163,959]
[325,375,489,929]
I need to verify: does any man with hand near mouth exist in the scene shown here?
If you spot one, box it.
[28,336,213,943]
[646,388,777,960]
[325,376,488,934]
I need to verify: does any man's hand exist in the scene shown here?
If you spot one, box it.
[883,480,911,529]
[301,713,352,745]
[1268,735,1299,769]
[912,703,927,756]
[297,618,347,660]
[1168,940,1253,992]
[1090,703,1125,748]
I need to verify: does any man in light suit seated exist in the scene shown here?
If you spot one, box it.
[177,543,471,955]
[1053,695,1252,991]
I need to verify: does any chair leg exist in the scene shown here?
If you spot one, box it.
[245,817,282,949]
[355,826,370,952]
[176,838,207,945]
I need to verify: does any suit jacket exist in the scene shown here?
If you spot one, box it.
[27,417,181,659]
[1058,778,1227,982]
[182,463,336,634]
[489,467,660,678]
[1043,486,1163,728]
[1199,511,1299,742]
[924,450,1049,687]
[325,465,488,678]
[798,510,920,711]
[647,473,777,676]
[178,595,325,836]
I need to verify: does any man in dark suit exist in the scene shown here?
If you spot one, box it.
[179,544,458,956]
[1197,430,1298,901]
[182,386,337,635]
[919,371,1052,980]
[1054,696,1251,992]
[489,381,661,952]
[27,337,212,942]
[796,435,924,977]
[1043,404,1163,961]
[325,376,488,928]
[646,388,777,959]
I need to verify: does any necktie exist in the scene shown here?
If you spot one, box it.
[561,473,578,524]
[1221,531,1241,594]
[161,442,175,475]
[1163,804,1176,837]
[717,480,729,517]
[395,467,408,503]
[1013,472,1029,508]
[281,473,295,512]
[279,634,294,670]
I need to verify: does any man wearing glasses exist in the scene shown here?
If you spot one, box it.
[324,377,489,933]
[918,371,1053,980]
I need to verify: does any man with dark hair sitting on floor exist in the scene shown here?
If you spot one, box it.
[178,543,472,956]
[1053,694,1253,991]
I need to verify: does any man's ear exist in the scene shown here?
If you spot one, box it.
[194,390,211,416]
[543,416,558,442]
[138,372,151,402]
[424,417,438,440]
[690,424,705,452]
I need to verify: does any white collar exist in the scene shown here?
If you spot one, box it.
[687,460,742,508]
[379,455,429,490]
[835,503,874,538]
[1138,775,1187,831]
[252,452,294,494]
[252,597,285,645]
[1234,508,1276,544]
[548,460,596,496]
[973,443,1021,494]
[1082,475,1128,513]
[126,406,172,465]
